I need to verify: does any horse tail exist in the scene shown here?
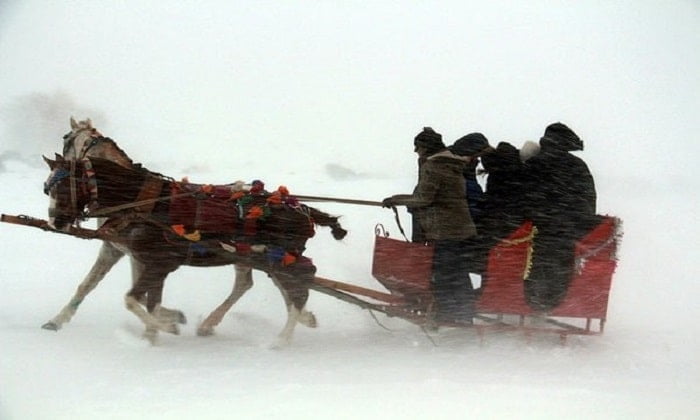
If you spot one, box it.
[307,206,348,240]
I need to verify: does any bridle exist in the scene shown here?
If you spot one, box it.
[63,127,104,159]
[46,159,91,224]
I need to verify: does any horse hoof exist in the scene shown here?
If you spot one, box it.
[196,326,215,337]
[42,322,60,331]
[165,324,180,335]
[270,338,289,350]
[143,329,159,344]
[300,311,317,328]
[177,311,187,325]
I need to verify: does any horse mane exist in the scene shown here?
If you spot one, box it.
[94,137,137,167]
[63,119,141,170]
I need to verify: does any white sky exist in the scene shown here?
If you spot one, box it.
[1,1,699,186]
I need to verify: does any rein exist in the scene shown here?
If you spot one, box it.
[294,195,382,207]
[87,191,196,218]
[295,194,409,241]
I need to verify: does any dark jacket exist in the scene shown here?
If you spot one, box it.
[463,161,485,227]
[390,150,476,241]
[525,142,597,233]
[522,124,598,311]
[480,142,528,236]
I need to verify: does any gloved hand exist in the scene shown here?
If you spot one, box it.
[382,197,394,208]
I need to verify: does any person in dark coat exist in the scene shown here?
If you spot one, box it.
[449,132,491,228]
[454,141,529,278]
[383,127,477,324]
[480,141,528,236]
[523,122,599,311]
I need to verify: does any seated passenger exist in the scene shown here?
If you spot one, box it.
[454,141,528,277]
[523,122,600,311]
[480,141,528,240]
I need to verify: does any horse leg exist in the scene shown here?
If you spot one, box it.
[197,265,254,336]
[130,256,187,325]
[124,268,179,344]
[269,272,315,349]
[271,273,317,329]
[43,241,125,331]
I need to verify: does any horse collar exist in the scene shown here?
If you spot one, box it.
[81,159,99,211]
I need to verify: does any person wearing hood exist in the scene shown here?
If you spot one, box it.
[523,122,599,311]
[382,127,477,325]
[481,141,529,232]
[525,122,596,222]
[462,141,530,277]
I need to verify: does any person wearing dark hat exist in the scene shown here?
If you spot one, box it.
[461,141,530,278]
[525,122,597,229]
[382,127,477,325]
[408,127,446,243]
[523,122,599,311]
[450,132,492,229]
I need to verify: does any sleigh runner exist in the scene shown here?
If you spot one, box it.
[2,211,621,342]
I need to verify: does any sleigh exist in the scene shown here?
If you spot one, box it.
[1,213,621,342]
[317,215,621,342]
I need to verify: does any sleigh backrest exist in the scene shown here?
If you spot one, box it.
[477,216,621,319]
[549,216,621,319]
[477,220,537,315]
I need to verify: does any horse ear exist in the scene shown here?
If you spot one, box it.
[54,153,66,163]
[70,116,79,130]
[86,118,93,128]
[43,155,57,169]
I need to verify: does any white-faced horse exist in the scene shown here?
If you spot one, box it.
[42,118,193,330]
[44,118,346,342]
[44,154,346,345]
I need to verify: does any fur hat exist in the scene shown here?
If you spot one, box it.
[540,122,584,151]
[450,132,490,157]
[414,127,445,155]
[519,140,540,162]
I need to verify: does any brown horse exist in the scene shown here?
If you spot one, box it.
[44,154,346,345]
[42,118,192,330]
[46,118,308,338]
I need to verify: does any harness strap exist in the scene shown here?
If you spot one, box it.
[69,160,78,221]
[87,191,195,218]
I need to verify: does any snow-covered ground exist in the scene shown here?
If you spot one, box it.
[1,2,699,419]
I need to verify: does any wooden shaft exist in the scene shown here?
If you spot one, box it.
[1,214,123,243]
[313,276,405,305]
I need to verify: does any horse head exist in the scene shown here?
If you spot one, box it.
[61,117,135,169]
[63,117,102,158]
[43,154,91,230]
